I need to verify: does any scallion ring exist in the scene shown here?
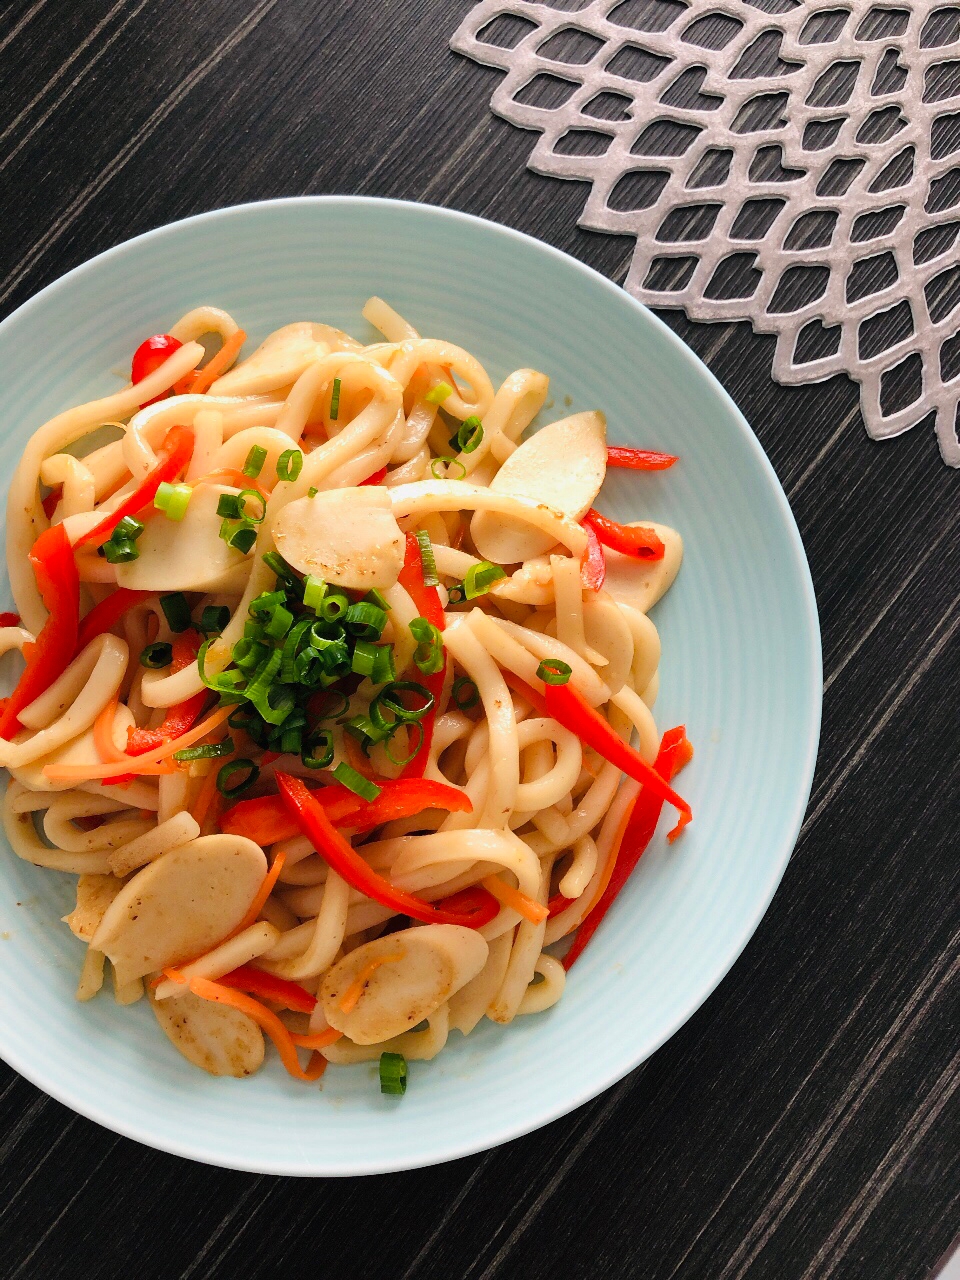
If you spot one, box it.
[216,759,259,798]
[452,676,480,710]
[276,448,303,483]
[332,762,381,801]
[463,560,506,599]
[379,1051,407,1096]
[139,641,173,669]
[537,658,572,686]
[431,456,466,480]
[408,617,444,675]
[172,737,235,763]
[301,729,334,770]
[414,529,439,587]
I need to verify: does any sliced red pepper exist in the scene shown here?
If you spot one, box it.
[606,446,678,471]
[76,588,151,654]
[548,892,575,918]
[217,964,316,1013]
[582,508,665,562]
[275,771,498,928]
[0,524,80,739]
[131,334,183,408]
[396,532,446,777]
[563,726,692,969]
[0,612,21,629]
[41,489,61,519]
[360,466,387,486]
[220,777,472,846]
[74,424,194,550]
[542,680,691,838]
[580,522,606,592]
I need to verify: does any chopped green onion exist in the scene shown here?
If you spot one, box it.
[156,482,192,520]
[414,529,439,587]
[319,592,349,623]
[242,445,267,478]
[102,538,139,564]
[276,448,303,483]
[344,715,392,750]
[227,525,257,555]
[303,575,326,611]
[216,493,243,520]
[364,588,391,612]
[279,724,303,755]
[431,456,466,480]
[302,729,334,770]
[371,644,396,685]
[379,1051,407,1096]
[237,489,266,524]
[250,591,286,616]
[140,641,173,669]
[463,561,506,600]
[344,602,387,640]
[309,689,350,721]
[217,759,259,798]
[351,640,379,677]
[160,593,192,633]
[383,721,424,768]
[262,551,294,581]
[332,762,381,801]
[114,516,145,542]
[244,649,285,723]
[408,617,444,675]
[424,381,453,405]
[445,583,466,605]
[450,415,484,454]
[279,617,314,682]
[263,603,294,640]
[329,377,341,420]
[308,486,318,498]
[371,681,435,728]
[173,737,235,763]
[452,676,480,710]
[537,658,572,686]
[232,637,269,671]
[199,605,230,635]
[197,641,249,695]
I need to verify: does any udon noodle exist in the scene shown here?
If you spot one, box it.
[0,299,691,1090]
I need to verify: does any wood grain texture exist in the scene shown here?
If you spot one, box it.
[0,2,957,1277]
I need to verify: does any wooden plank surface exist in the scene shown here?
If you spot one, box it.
[0,2,957,1277]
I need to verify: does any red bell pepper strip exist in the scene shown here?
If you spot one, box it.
[548,892,575,918]
[582,509,665,562]
[41,490,61,519]
[0,612,21,629]
[125,630,206,756]
[76,588,151,654]
[360,466,387,486]
[0,524,80,739]
[74,424,194,550]
[131,333,183,408]
[396,531,446,778]
[580,522,606,592]
[563,726,692,969]
[217,964,316,1013]
[275,771,499,928]
[220,777,473,846]
[542,680,691,839]
[606,446,678,471]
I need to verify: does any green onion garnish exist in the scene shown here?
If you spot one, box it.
[237,489,266,524]
[102,538,139,564]
[216,493,243,520]
[383,721,424,767]
[308,486,318,498]
[330,377,341,420]
[379,1051,407,1095]
[276,448,303,483]
[155,482,192,520]
[217,759,259,798]
[463,561,506,599]
[302,729,334,770]
[371,644,396,685]
[332,762,381,801]
[409,617,444,675]
[431,456,466,480]
[173,737,235,762]
[140,642,173,669]
[450,415,484,454]
[233,637,269,671]
[160,593,192,633]
[309,689,350,721]
[114,516,145,542]
[242,445,267,478]
[414,529,439,587]
[262,552,294,581]
[279,724,303,755]
[345,714,392,750]
[344,602,387,640]
[452,676,480,710]
[537,658,572,686]
[351,640,378,677]
[250,590,285,615]
[228,525,257,555]
[364,588,391,612]
[424,381,453,405]
[199,605,230,635]
[263,603,294,640]
[319,592,349,623]
[303,575,326,611]
[371,681,435,727]
[445,583,466,605]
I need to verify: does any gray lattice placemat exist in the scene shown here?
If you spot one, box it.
[452,0,960,465]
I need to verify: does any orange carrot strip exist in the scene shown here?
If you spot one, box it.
[174,329,246,396]
[234,850,286,936]
[42,704,234,781]
[481,874,549,925]
[190,729,233,829]
[188,976,324,1082]
[338,952,404,1015]
[93,697,128,764]
[290,1028,343,1050]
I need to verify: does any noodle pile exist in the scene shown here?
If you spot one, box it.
[0,299,687,1087]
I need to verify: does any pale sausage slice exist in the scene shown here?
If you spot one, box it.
[601,523,683,614]
[273,487,404,591]
[149,986,265,1077]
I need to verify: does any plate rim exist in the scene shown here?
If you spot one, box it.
[0,194,822,1175]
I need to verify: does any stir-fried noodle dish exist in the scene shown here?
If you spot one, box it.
[0,300,693,1093]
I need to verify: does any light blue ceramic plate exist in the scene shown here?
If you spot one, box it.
[0,198,821,1175]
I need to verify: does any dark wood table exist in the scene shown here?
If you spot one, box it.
[0,3,957,1277]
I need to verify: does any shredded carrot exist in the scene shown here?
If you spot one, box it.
[173,329,247,397]
[188,976,325,1082]
[481,874,549,925]
[191,468,270,499]
[233,850,286,936]
[338,952,405,1015]
[290,1028,343,1049]
[93,697,128,764]
[43,704,234,781]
